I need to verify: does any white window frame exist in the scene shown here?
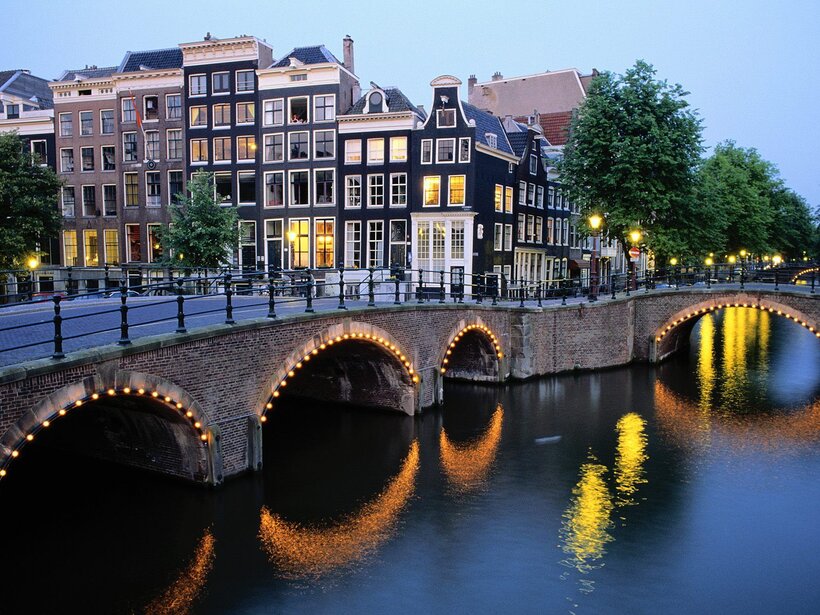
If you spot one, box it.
[367,174,384,208]
[313,94,336,123]
[212,71,230,95]
[237,170,256,205]
[145,171,161,208]
[99,109,114,135]
[264,170,285,209]
[458,137,471,163]
[314,168,335,206]
[288,131,310,161]
[189,74,207,96]
[389,173,407,208]
[448,174,466,206]
[235,69,255,93]
[264,133,284,163]
[344,139,362,164]
[79,110,93,136]
[166,129,183,160]
[313,129,336,160]
[389,136,408,162]
[60,148,74,173]
[366,220,385,268]
[345,175,362,209]
[504,224,513,251]
[236,135,256,162]
[288,169,310,207]
[421,139,433,164]
[436,108,456,128]
[288,96,310,124]
[165,94,182,120]
[436,138,456,164]
[345,221,362,268]
[493,223,503,252]
[367,138,385,164]
[263,98,284,126]
[423,175,441,207]
[236,101,255,125]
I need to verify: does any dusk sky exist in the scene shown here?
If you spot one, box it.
[6,0,819,208]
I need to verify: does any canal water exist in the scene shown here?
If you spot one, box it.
[1,307,818,614]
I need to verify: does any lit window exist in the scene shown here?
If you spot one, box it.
[390,136,407,161]
[448,175,465,206]
[494,185,503,212]
[237,136,256,161]
[423,176,440,206]
[345,139,362,164]
[236,102,255,124]
[367,138,384,164]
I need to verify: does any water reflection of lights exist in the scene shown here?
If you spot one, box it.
[440,405,504,493]
[614,413,648,507]
[144,529,215,615]
[259,441,419,578]
[560,456,613,575]
[655,380,820,453]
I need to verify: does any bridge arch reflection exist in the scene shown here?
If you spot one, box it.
[440,404,504,493]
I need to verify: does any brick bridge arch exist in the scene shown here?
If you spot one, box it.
[437,318,508,383]
[644,291,820,363]
[0,369,219,484]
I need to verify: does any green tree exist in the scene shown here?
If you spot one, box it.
[162,171,239,269]
[559,60,705,263]
[0,132,62,268]
[768,187,815,261]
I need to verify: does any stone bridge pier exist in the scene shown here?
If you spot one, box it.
[0,289,816,486]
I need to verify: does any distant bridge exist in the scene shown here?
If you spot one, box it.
[0,285,816,486]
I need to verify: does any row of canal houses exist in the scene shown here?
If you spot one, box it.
[1,34,586,291]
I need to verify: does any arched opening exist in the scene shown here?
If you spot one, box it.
[790,266,819,285]
[441,323,503,382]
[653,300,818,363]
[0,381,212,485]
[262,330,419,418]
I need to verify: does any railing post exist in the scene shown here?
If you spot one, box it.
[224,273,235,324]
[706,266,712,289]
[812,270,816,294]
[774,269,780,291]
[475,274,483,304]
[740,263,745,290]
[52,295,65,359]
[267,266,277,318]
[66,266,74,296]
[394,273,401,305]
[175,278,186,333]
[626,269,631,297]
[492,278,499,306]
[561,281,567,305]
[611,272,616,300]
[439,269,446,304]
[305,272,315,313]
[338,266,347,310]
[537,281,542,307]
[104,265,110,293]
[367,267,376,307]
[118,281,131,345]
[519,278,526,308]
[417,268,424,304]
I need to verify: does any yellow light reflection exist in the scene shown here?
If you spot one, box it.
[259,440,419,578]
[440,405,504,494]
[560,455,613,574]
[614,413,648,507]
[144,529,215,615]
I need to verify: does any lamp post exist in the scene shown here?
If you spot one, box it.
[287,229,297,270]
[728,254,736,283]
[669,257,678,289]
[588,214,602,302]
[628,229,642,291]
[26,255,39,301]
[705,257,713,288]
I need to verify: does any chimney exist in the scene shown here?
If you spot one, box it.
[468,74,477,95]
[492,71,503,81]
[343,35,355,74]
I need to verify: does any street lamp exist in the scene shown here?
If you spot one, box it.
[705,257,713,288]
[588,214,602,302]
[669,257,679,289]
[25,256,39,300]
[628,229,642,291]
[287,229,298,270]
[772,254,782,266]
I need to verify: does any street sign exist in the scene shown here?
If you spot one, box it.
[629,247,640,259]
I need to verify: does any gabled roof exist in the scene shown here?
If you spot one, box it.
[345,87,426,119]
[0,71,18,90]
[516,111,573,146]
[506,132,529,156]
[462,102,514,156]
[58,66,118,82]
[0,70,54,108]
[271,45,341,68]
[119,48,183,73]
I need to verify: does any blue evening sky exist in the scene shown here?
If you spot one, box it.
[6,0,819,208]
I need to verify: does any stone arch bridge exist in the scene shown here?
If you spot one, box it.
[0,288,816,485]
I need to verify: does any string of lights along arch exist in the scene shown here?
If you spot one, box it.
[655,302,820,343]
[0,387,208,481]
[791,267,819,284]
[441,324,504,375]
[261,333,418,422]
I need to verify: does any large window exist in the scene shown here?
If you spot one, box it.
[314,95,335,122]
[61,187,75,217]
[504,224,513,251]
[146,172,161,207]
[390,173,407,207]
[345,139,361,164]
[421,139,432,164]
[166,94,181,119]
[263,99,284,126]
[213,103,230,127]
[390,136,407,162]
[63,231,78,266]
[345,221,361,268]
[168,171,184,205]
[367,138,384,164]
[145,131,160,161]
[59,112,72,137]
[126,224,141,262]
[213,136,231,162]
[123,133,137,162]
[102,146,115,171]
[345,176,361,209]
[536,186,544,209]
[494,185,503,212]
[264,133,284,162]
[367,220,384,268]
[494,223,503,251]
[458,137,471,163]
[190,138,208,163]
[82,185,96,216]
[236,70,254,92]
[367,175,384,208]
[288,97,308,123]
[124,173,138,207]
[437,108,456,127]
[527,183,535,207]
[547,218,554,244]
[236,102,255,124]
[212,72,230,94]
[448,175,465,206]
[148,224,162,263]
[60,148,74,173]
[314,219,334,267]
[103,185,117,216]
[214,172,232,204]
[423,176,440,206]
[289,132,309,160]
[189,105,207,128]
[264,171,284,208]
[237,136,256,161]
[289,219,310,268]
[238,171,256,205]
[289,171,309,206]
[121,98,135,123]
[85,230,101,265]
[315,170,334,205]
[189,74,206,95]
[389,220,407,267]
[100,109,114,134]
[144,96,159,121]
[451,221,465,259]
[505,187,514,213]
[167,129,183,159]
[518,180,526,206]
[314,130,335,159]
[81,147,94,171]
[518,213,526,242]
[104,229,119,265]
[436,138,455,163]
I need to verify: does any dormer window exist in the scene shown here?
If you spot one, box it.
[290,74,307,82]
[368,91,383,112]
[437,108,455,127]
[485,132,497,148]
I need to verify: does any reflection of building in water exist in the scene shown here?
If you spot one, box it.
[654,380,820,453]
[440,405,504,493]
[614,413,648,507]
[560,455,613,574]
[144,529,215,615]
[259,441,419,578]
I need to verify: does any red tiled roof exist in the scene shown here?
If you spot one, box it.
[515,111,573,145]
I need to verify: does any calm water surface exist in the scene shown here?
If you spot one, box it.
[1,307,819,614]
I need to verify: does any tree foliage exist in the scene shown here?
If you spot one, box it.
[161,171,239,269]
[559,60,704,262]
[0,132,62,268]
